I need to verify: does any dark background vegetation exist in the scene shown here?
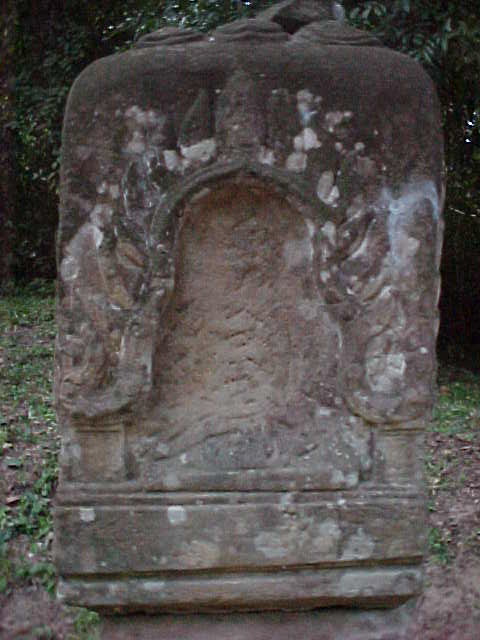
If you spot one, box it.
[1,0,479,353]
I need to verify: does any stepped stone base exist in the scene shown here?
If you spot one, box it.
[100,603,417,640]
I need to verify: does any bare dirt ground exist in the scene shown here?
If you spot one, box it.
[410,425,480,639]
[1,292,479,639]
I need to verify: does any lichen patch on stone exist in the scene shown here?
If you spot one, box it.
[258,146,275,165]
[167,505,187,525]
[296,89,317,125]
[286,151,307,172]
[325,110,353,133]
[79,508,96,523]
[341,527,375,560]
[180,138,216,164]
[317,171,339,206]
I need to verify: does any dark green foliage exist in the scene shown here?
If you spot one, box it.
[11,2,115,281]
[8,1,480,349]
[9,1,270,282]
[343,1,480,347]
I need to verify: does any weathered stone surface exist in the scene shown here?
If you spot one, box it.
[100,604,418,640]
[54,0,444,624]
[55,495,424,575]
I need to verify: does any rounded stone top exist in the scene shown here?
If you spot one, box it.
[214,18,289,42]
[134,2,380,50]
[291,20,382,46]
[135,27,205,48]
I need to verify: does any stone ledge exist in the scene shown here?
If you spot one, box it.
[100,602,417,640]
[54,499,425,576]
[58,566,421,612]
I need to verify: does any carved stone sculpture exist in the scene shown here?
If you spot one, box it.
[54,0,444,627]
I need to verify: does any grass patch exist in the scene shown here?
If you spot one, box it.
[0,281,58,593]
[0,286,479,634]
[428,526,452,565]
[433,369,480,437]
[69,609,101,640]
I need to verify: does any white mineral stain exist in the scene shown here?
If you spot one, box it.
[380,180,440,267]
[345,472,358,488]
[258,146,275,166]
[303,127,321,150]
[125,105,160,127]
[91,225,103,249]
[180,138,216,163]
[167,505,187,525]
[125,105,144,122]
[125,130,145,154]
[341,527,375,560]
[305,218,316,238]
[325,110,352,132]
[283,237,313,267]
[163,149,181,171]
[294,134,304,152]
[79,508,96,523]
[90,204,113,229]
[316,406,332,417]
[297,89,313,103]
[70,443,81,460]
[296,89,317,125]
[109,184,120,199]
[180,540,221,567]
[317,171,340,206]
[378,285,393,300]
[314,518,341,554]
[56,582,66,601]
[366,352,406,393]
[349,234,370,260]
[332,469,345,485]
[279,493,295,510]
[155,442,170,456]
[286,152,307,172]
[255,532,288,559]
[143,581,166,592]
[60,255,79,282]
[293,127,321,152]
[320,220,336,244]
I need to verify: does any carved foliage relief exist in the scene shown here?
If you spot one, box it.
[56,17,443,443]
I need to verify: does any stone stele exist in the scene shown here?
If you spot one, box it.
[54,0,444,633]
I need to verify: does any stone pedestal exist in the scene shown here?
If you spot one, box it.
[54,0,443,633]
[100,604,417,640]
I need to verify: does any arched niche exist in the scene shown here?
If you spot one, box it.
[133,176,371,492]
